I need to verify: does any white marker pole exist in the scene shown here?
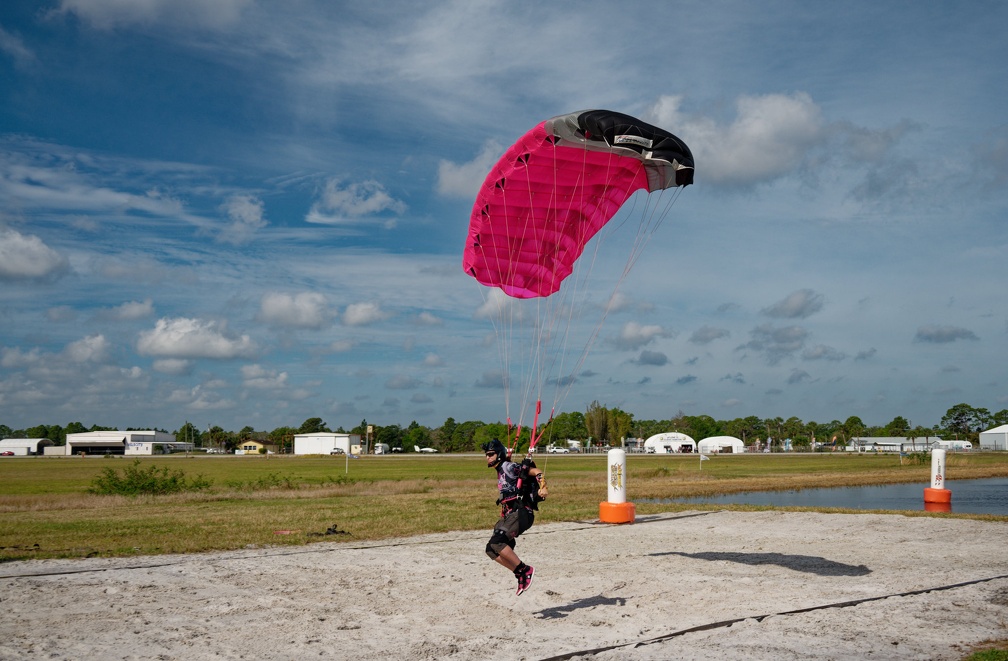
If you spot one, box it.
[924,448,951,511]
[600,448,635,523]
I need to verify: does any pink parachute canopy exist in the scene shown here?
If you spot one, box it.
[463,109,693,299]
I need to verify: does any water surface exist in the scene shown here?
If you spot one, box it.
[652,477,1008,515]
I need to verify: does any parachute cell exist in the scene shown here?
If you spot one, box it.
[463,109,694,299]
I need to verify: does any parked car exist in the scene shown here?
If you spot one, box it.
[547,446,569,454]
[0,451,14,456]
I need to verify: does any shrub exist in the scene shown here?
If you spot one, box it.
[89,460,213,496]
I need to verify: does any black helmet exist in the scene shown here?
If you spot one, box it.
[481,439,508,467]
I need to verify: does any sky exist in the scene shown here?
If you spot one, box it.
[1,1,1006,435]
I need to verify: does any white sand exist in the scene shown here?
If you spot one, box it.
[2,510,1007,660]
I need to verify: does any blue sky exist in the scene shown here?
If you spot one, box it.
[1,1,1006,434]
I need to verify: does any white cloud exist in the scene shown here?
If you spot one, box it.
[106,299,155,320]
[306,178,406,225]
[0,228,70,282]
[437,140,503,198]
[762,289,824,319]
[416,311,443,326]
[219,194,267,245]
[241,364,288,389]
[64,334,111,363]
[653,92,826,187]
[611,321,672,350]
[342,302,390,327]
[258,292,331,329]
[137,317,256,359]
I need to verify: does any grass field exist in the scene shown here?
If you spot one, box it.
[2,451,1007,561]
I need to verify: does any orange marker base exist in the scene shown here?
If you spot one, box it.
[924,487,952,512]
[599,501,635,524]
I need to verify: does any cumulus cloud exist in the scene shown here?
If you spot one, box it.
[219,194,267,244]
[650,92,825,187]
[914,325,979,343]
[788,369,812,384]
[802,344,846,361]
[423,353,443,367]
[342,302,390,326]
[242,364,288,389]
[611,321,673,350]
[854,348,877,361]
[720,373,745,384]
[475,371,505,388]
[64,334,111,363]
[0,228,70,282]
[676,374,698,385]
[745,323,809,364]
[762,289,824,319]
[437,140,503,198]
[105,299,154,320]
[137,317,256,359]
[258,292,331,329]
[636,350,668,366]
[306,178,406,226]
[689,325,730,344]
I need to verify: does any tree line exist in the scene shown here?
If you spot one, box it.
[3,402,1005,453]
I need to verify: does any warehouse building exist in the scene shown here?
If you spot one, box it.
[0,438,54,456]
[58,430,191,455]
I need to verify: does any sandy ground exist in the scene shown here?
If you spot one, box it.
[2,510,1007,660]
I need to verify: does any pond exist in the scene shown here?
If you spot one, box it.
[647,477,1008,515]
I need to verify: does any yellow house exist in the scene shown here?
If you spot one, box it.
[238,439,266,454]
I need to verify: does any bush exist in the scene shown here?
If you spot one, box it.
[89,460,213,496]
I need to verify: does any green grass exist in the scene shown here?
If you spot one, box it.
[1,452,1006,561]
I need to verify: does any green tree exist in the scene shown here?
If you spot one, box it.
[885,416,910,437]
[298,417,330,434]
[842,416,865,444]
[403,421,431,452]
[992,409,1008,427]
[175,422,203,446]
[550,411,587,442]
[584,401,608,445]
[608,408,634,444]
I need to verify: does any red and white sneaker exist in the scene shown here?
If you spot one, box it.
[515,565,534,596]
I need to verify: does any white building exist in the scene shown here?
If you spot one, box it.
[697,436,746,454]
[848,436,942,453]
[61,430,187,455]
[0,438,54,456]
[979,425,1008,451]
[643,432,696,454]
[293,432,360,455]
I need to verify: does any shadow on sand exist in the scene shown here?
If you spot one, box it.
[649,550,871,577]
[534,594,628,620]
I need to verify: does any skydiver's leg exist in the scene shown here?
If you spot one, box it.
[494,545,521,572]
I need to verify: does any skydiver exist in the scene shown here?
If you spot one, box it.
[482,439,547,595]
